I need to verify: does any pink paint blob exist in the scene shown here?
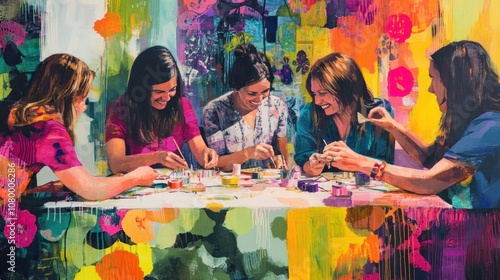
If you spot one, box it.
[388,66,414,97]
[385,14,412,44]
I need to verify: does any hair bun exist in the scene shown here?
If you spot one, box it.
[234,44,258,59]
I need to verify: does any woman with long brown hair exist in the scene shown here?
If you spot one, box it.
[295,52,395,176]
[327,41,500,208]
[105,46,218,173]
[0,53,157,202]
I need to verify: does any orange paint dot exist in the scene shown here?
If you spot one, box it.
[93,12,123,39]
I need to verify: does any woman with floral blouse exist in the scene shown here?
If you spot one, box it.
[203,44,289,171]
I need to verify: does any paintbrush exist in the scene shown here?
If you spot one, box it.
[172,138,187,164]
[322,139,331,169]
[269,156,277,169]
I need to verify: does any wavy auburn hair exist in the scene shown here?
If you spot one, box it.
[14,53,95,143]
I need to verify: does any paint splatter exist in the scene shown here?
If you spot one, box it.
[95,250,144,280]
[388,66,414,97]
[386,14,412,44]
[93,12,123,39]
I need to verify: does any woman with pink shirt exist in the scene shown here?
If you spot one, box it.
[105,46,218,173]
[0,54,157,202]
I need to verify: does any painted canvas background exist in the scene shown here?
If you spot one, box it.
[2,0,500,176]
[1,1,500,279]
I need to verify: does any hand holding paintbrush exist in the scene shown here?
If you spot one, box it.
[154,139,188,169]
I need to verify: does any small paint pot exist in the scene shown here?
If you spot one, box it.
[305,183,318,193]
[221,176,239,188]
[251,171,263,179]
[332,186,349,196]
[298,179,315,191]
[168,179,183,189]
[232,164,241,176]
[354,172,370,186]
[181,177,190,186]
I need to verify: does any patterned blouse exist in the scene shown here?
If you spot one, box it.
[203,92,288,169]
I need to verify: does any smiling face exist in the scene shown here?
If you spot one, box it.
[235,79,271,112]
[150,76,177,110]
[311,78,341,116]
[428,61,447,113]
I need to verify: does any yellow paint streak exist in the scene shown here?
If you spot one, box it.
[287,208,375,279]
[206,202,224,212]
[74,266,101,280]
[407,29,441,144]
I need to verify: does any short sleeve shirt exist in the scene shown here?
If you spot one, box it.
[443,112,500,209]
[0,120,82,199]
[105,96,201,156]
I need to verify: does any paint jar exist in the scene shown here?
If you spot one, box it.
[168,179,183,189]
[305,183,318,192]
[332,185,349,196]
[251,171,263,179]
[279,170,290,187]
[298,179,315,191]
[181,177,190,186]
[221,176,239,188]
[354,172,370,186]
[232,164,241,176]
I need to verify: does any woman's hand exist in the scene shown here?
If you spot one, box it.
[155,151,188,169]
[128,166,158,186]
[247,143,275,161]
[325,141,365,172]
[308,152,327,170]
[367,107,397,131]
[202,148,218,169]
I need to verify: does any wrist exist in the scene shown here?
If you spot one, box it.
[370,160,388,180]
[388,121,404,134]
[153,151,159,164]
[243,148,251,161]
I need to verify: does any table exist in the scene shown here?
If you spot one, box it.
[2,171,499,279]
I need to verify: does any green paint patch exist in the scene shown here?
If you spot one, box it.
[271,216,287,240]
[224,208,253,235]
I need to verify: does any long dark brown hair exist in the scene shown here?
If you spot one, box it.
[430,40,500,157]
[122,46,185,144]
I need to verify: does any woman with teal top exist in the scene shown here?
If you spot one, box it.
[294,52,395,177]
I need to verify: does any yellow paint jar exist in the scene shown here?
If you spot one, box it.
[221,176,239,188]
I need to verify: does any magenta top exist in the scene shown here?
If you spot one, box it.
[0,106,82,199]
[105,96,201,156]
